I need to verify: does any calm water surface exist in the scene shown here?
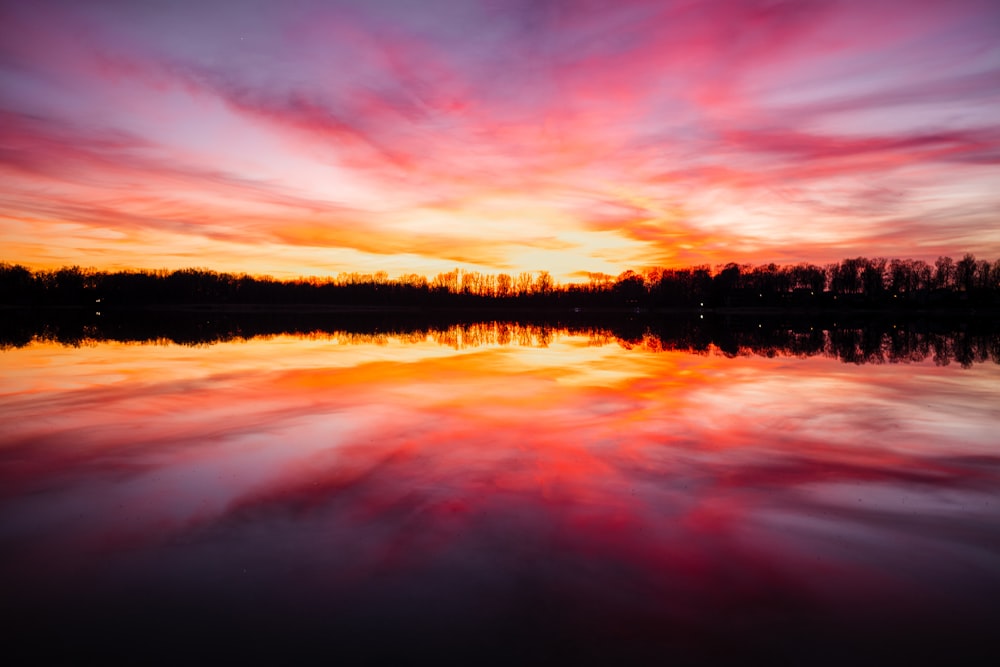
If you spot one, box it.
[2,325,999,663]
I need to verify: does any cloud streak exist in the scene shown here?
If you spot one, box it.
[1,0,999,276]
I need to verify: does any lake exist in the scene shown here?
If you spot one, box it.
[2,319,999,664]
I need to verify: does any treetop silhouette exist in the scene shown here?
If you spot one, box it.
[2,254,999,310]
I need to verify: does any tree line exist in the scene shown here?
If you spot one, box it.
[2,254,999,309]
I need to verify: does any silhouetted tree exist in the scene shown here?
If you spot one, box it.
[0,263,36,305]
[956,253,977,293]
[934,256,956,290]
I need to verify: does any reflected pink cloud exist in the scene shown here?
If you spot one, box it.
[2,334,1000,660]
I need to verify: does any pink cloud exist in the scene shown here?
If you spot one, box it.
[1,0,999,273]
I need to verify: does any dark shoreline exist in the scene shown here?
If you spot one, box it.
[3,305,998,367]
[5,254,1000,315]
[4,302,1000,315]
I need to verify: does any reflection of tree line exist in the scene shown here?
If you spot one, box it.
[639,318,1000,367]
[3,253,999,309]
[2,310,997,366]
[319,322,558,349]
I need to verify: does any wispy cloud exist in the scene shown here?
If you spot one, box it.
[1,0,998,276]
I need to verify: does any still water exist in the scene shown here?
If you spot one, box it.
[2,323,999,664]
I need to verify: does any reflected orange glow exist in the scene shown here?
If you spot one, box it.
[3,334,997,538]
[2,333,999,660]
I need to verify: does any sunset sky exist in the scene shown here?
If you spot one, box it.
[2,0,999,282]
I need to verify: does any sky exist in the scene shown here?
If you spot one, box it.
[1,0,999,282]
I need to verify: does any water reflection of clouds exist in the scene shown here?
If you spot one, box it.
[2,334,999,657]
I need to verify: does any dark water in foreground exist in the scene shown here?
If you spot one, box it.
[2,322,999,664]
